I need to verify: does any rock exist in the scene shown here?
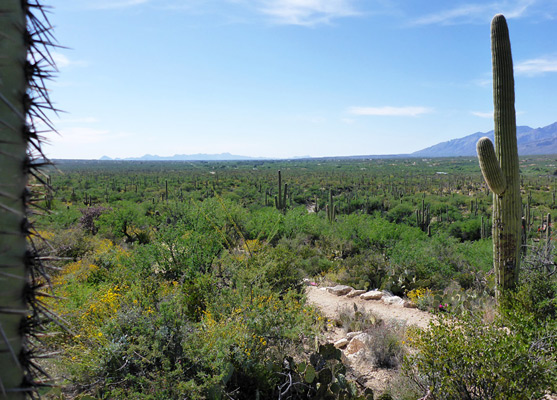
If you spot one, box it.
[345,333,370,355]
[360,290,383,300]
[327,285,353,296]
[403,300,417,308]
[334,338,349,349]
[346,331,362,340]
[383,295,404,305]
[345,349,366,363]
[346,289,366,298]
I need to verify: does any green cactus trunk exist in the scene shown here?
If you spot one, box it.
[477,14,522,299]
[327,189,335,222]
[274,170,287,212]
[0,2,30,396]
[1,1,56,396]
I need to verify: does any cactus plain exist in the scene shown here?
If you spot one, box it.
[1,8,556,400]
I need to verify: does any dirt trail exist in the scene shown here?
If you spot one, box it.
[305,285,434,394]
[306,286,432,330]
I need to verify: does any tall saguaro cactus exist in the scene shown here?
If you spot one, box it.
[477,14,522,299]
[0,0,56,396]
[275,170,288,213]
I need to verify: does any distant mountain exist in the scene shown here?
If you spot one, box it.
[413,122,557,157]
[100,152,269,161]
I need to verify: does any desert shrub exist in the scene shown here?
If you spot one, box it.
[79,205,111,235]
[246,244,305,294]
[337,250,387,290]
[148,223,223,280]
[42,203,82,229]
[300,254,334,277]
[97,201,151,243]
[366,321,406,369]
[448,217,482,241]
[406,288,435,311]
[404,312,556,400]
[517,245,557,320]
[283,207,330,240]
[511,271,557,321]
[337,304,378,333]
[386,203,414,224]
[385,373,423,400]
[385,233,478,294]
[47,227,91,260]
[244,207,285,243]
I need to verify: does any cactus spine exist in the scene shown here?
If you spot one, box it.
[0,0,58,396]
[476,14,522,298]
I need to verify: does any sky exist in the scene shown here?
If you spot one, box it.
[44,0,557,159]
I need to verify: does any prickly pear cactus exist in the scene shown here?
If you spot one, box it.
[477,14,522,298]
[0,0,56,396]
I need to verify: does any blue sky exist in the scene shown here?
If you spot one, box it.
[45,0,557,159]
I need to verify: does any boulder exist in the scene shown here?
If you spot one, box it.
[383,295,404,305]
[345,333,370,355]
[327,285,353,296]
[360,290,383,300]
[346,331,362,340]
[334,338,349,349]
[346,289,366,298]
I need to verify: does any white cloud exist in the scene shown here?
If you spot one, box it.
[411,0,536,26]
[57,117,99,124]
[515,57,557,76]
[472,78,492,87]
[471,111,493,118]
[348,106,433,117]
[257,0,361,26]
[74,0,362,25]
[51,52,88,69]
[91,0,150,10]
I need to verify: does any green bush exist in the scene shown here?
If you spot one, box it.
[337,250,387,290]
[404,312,556,399]
[448,217,482,241]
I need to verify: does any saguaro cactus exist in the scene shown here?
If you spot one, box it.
[0,0,56,396]
[477,14,522,298]
[274,170,288,212]
[326,189,336,222]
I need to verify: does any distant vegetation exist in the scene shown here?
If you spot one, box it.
[34,156,556,399]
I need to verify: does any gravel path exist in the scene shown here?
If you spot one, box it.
[306,286,433,329]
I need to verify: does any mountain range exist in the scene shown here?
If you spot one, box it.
[412,121,557,157]
[99,152,267,161]
[99,121,557,161]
